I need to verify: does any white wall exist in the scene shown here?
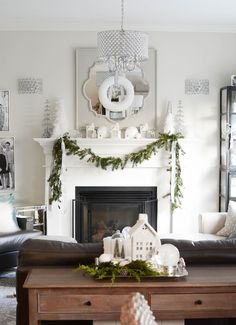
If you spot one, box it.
[0,31,236,232]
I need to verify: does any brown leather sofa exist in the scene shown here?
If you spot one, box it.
[0,217,42,270]
[16,237,236,325]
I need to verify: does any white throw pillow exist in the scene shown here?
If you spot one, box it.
[216,200,236,237]
[0,196,20,232]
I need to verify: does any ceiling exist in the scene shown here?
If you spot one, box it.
[1,0,236,32]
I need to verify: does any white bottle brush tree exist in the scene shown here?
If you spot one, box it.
[163,101,174,134]
[51,98,69,138]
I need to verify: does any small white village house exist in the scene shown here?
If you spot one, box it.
[129,214,161,261]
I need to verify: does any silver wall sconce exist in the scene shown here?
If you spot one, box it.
[18,78,43,94]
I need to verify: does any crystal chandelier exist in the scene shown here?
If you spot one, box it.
[97,0,149,73]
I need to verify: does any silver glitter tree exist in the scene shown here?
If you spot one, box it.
[114,239,121,258]
[42,99,53,138]
[174,100,186,135]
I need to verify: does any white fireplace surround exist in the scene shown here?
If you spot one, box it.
[35,137,173,237]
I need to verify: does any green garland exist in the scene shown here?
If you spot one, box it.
[76,260,166,283]
[48,132,184,210]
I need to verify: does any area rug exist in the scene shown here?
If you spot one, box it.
[0,269,16,325]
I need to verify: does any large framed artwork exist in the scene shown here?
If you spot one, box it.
[0,137,15,191]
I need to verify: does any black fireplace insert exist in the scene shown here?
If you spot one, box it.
[72,186,157,243]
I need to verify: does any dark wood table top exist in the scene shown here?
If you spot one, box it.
[24,265,236,291]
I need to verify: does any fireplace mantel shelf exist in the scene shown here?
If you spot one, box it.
[34,137,171,168]
[34,137,160,147]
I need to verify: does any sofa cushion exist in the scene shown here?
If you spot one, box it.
[17,237,236,267]
[0,194,20,232]
[216,200,236,236]
[18,239,103,267]
[35,235,77,243]
[0,230,42,253]
[228,226,236,239]
[159,233,226,241]
[161,238,236,264]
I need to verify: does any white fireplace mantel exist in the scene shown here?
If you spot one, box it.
[34,137,174,237]
[34,137,169,168]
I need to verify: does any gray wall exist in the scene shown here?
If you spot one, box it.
[0,31,235,230]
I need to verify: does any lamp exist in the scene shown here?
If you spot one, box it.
[97,0,149,73]
[97,0,148,112]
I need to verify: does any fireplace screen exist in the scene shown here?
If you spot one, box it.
[73,187,157,243]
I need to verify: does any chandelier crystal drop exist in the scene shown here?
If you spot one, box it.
[97,0,149,73]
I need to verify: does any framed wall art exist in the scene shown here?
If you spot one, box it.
[0,137,15,191]
[0,90,9,131]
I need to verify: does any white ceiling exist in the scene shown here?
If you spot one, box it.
[1,0,236,31]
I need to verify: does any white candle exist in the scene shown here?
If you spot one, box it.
[103,236,112,254]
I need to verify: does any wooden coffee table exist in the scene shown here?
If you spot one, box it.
[24,265,236,325]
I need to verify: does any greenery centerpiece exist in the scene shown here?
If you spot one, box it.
[76,260,167,283]
[48,132,184,210]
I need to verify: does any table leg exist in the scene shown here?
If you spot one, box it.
[28,289,40,325]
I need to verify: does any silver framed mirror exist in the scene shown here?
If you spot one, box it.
[76,48,157,128]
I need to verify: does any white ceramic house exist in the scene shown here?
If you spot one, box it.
[129,214,161,261]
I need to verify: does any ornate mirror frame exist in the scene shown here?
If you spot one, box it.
[75,47,157,129]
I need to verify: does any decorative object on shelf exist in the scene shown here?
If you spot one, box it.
[139,123,149,138]
[51,98,68,138]
[125,126,139,139]
[18,78,43,94]
[85,123,96,139]
[110,123,121,139]
[97,0,148,74]
[0,90,9,131]
[146,129,156,138]
[67,129,81,138]
[174,100,186,136]
[97,126,109,139]
[0,137,15,191]
[231,75,236,86]
[163,101,174,134]
[48,132,184,211]
[42,99,53,138]
[185,79,209,95]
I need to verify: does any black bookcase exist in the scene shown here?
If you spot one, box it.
[219,86,236,211]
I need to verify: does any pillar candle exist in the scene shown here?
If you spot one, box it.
[103,236,112,254]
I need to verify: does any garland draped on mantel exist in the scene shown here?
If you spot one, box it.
[48,133,184,210]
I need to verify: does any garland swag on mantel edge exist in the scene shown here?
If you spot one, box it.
[48,133,184,210]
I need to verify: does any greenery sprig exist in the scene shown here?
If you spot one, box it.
[76,260,165,283]
[48,132,184,210]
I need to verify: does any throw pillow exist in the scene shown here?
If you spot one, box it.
[216,200,236,237]
[228,226,236,239]
[0,194,20,232]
